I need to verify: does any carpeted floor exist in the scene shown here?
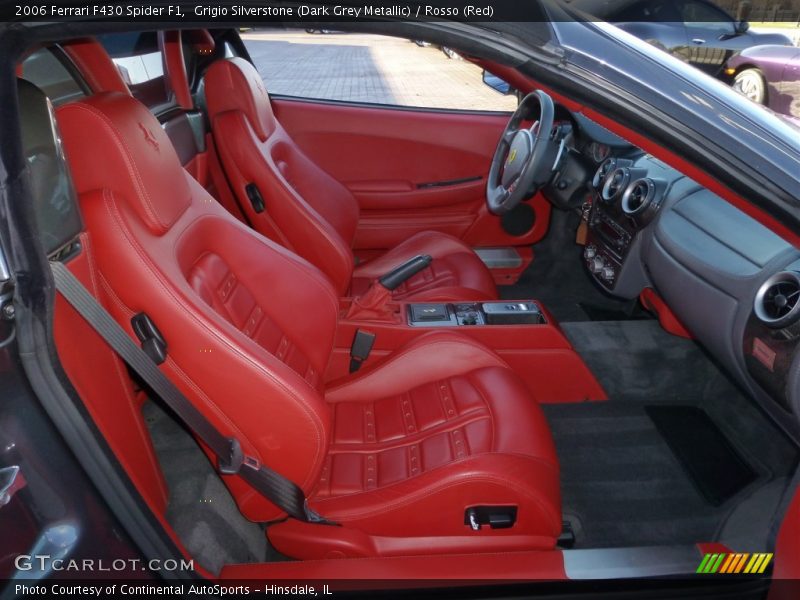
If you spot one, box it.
[143,401,270,574]
[545,320,798,549]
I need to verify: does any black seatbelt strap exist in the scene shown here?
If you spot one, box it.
[50,260,332,525]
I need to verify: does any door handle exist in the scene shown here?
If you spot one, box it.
[692,38,706,44]
[0,465,20,506]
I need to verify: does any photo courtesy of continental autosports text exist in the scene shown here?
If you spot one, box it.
[1,0,800,599]
[15,583,332,597]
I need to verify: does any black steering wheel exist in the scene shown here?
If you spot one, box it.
[486,90,558,216]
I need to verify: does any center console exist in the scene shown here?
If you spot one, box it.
[408,301,545,327]
[584,157,664,290]
[331,295,606,403]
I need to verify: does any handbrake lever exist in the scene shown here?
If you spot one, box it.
[379,255,433,291]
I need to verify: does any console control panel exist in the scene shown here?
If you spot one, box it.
[583,243,621,286]
[408,301,545,327]
[585,205,634,289]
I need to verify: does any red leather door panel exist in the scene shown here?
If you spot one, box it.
[272,98,550,252]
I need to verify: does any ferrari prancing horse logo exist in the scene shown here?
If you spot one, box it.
[138,123,160,152]
[507,148,517,165]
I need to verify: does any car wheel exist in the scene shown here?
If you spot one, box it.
[733,68,767,105]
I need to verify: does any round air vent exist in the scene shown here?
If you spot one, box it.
[755,271,800,329]
[601,167,629,202]
[592,158,616,189]
[622,178,655,215]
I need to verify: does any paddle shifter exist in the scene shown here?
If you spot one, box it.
[346,255,433,320]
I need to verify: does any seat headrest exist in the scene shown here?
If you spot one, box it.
[56,92,191,235]
[186,29,216,55]
[204,57,276,142]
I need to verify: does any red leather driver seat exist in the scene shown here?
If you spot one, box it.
[204,57,498,302]
[55,91,560,559]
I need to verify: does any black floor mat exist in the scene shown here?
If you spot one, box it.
[578,301,651,322]
[647,406,758,507]
[548,321,798,549]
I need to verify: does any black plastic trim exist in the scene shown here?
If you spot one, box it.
[417,176,483,189]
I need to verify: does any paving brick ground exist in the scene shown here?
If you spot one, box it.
[242,29,518,111]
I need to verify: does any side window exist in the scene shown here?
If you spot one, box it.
[97,32,173,112]
[681,1,736,34]
[241,31,518,112]
[20,48,86,106]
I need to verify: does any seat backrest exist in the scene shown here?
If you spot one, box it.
[204,57,359,296]
[55,91,338,521]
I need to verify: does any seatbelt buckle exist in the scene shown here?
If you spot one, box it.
[349,329,376,373]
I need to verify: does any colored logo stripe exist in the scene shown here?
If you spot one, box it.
[719,553,736,573]
[734,554,750,573]
[697,553,773,574]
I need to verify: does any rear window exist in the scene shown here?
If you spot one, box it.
[97,32,173,112]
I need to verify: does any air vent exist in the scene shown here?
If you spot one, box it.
[622,178,655,215]
[592,158,616,189]
[755,271,800,329]
[601,167,629,202]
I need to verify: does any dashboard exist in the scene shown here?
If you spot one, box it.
[543,109,800,438]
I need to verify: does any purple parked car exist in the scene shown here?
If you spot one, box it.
[727,45,800,123]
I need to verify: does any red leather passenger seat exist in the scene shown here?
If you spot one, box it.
[55,91,560,559]
[204,57,498,301]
